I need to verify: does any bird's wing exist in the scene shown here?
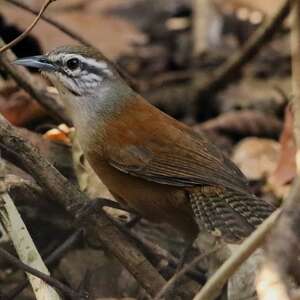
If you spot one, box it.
[106,121,249,192]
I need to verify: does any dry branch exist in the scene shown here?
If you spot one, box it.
[0,114,167,297]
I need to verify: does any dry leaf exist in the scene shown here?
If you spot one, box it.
[232,137,280,181]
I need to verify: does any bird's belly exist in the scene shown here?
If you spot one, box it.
[87,156,198,239]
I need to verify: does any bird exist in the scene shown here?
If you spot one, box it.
[14,45,274,244]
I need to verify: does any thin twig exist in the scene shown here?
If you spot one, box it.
[6,0,93,47]
[193,209,281,300]
[0,247,84,299]
[154,247,221,300]
[0,0,56,53]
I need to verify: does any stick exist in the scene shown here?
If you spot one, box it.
[0,0,56,53]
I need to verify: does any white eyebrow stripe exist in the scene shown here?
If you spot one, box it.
[52,53,112,76]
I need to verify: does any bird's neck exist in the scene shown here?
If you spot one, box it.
[62,79,136,152]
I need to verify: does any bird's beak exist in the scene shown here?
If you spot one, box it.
[14,55,56,72]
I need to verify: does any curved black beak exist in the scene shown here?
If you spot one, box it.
[14,55,56,72]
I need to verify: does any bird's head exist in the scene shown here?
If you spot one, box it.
[14,45,122,97]
[14,45,134,133]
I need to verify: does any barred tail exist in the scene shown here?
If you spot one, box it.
[189,186,274,243]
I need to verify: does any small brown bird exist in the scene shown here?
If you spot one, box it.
[15,45,274,243]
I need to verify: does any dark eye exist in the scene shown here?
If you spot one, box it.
[66,58,80,70]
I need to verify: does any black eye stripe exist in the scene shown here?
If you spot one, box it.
[54,58,110,79]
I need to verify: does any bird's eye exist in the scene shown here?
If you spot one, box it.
[66,58,80,70]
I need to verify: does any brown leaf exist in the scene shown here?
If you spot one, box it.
[232,137,280,181]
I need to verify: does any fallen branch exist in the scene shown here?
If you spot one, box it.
[0,114,167,297]
[0,0,56,54]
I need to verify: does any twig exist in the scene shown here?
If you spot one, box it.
[192,209,281,300]
[0,38,70,124]
[0,0,56,53]
[0,114,167,297]
[5,228,84,300]
[0,192,62,300]
[154,247,221,300]
[0,247,83,299]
